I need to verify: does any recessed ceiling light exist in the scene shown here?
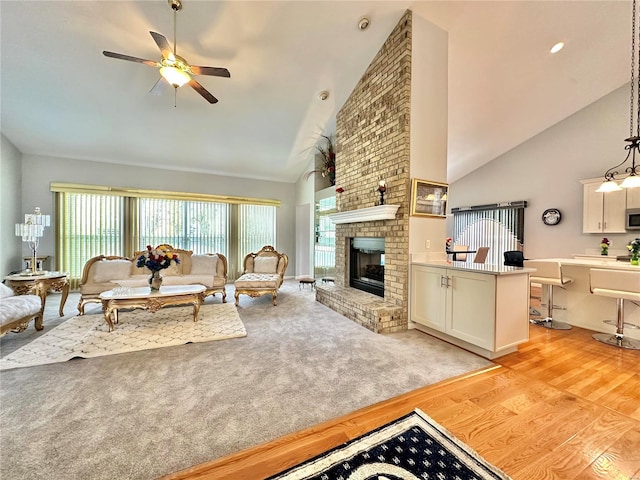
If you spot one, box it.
[318,91,329,101]
[550,42,564,54]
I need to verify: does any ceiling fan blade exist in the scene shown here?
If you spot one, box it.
[189,79,218,104]
[190,66,231,78]
[150,31,173,59]
[149,77,169,96]
[103,51,158,67]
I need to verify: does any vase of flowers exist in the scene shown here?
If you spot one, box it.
[445,237,453,252]
[600,237,610,256]
[317,134,336,186]
[136,244,180,291]
[628,238,640,265]
[304,134,336,186]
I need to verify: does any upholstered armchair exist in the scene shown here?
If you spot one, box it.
[234,246,288,306]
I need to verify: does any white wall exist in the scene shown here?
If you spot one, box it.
[20,154,297,275]
[295,156,316,277]
[409,14,448,255]
[1,134,23,274]
[450,84,634,259]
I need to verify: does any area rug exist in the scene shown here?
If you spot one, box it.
[267,408,511,480]
[0,303,246,370]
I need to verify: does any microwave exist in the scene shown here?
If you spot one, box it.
[627,208,640,230]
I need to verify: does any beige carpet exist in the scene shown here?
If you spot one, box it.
[0,303,246,370]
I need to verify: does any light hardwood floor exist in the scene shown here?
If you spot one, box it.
[165,323,640,480]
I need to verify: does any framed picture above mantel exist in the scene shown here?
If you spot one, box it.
[410,178,448,218]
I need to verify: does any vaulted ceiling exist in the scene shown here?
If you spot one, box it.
[0,1,631,183]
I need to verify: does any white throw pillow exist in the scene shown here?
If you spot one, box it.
[253,256,278,274]
[0,282,15,298]
[92,259,132,283]
[190,254,218,275]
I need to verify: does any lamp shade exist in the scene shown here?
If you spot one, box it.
[620,175,640,188]
[595,180,623,193]
[160,66,190,87]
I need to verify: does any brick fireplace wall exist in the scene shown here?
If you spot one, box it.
[316,10,412,333]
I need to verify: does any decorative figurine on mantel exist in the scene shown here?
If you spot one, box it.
[378,180,386,205]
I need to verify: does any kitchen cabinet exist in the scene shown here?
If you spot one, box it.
[582,181,626,233]
[410,262,530,358]
[628,187,640,209]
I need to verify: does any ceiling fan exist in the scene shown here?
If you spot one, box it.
[102,0,230,104]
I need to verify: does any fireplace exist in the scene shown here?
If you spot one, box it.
[349,237,385,297]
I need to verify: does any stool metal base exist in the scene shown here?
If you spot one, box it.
[530,317,572,330]
[593,333,640,350]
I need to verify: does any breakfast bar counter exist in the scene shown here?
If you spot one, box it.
[528,257,640,339]
[409,255,534,359]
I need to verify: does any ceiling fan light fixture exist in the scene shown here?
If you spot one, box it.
[160,66,190,87]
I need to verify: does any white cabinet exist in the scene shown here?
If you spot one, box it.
[410,264,529,358]
[582,181,626,233]
[628,187,640,209]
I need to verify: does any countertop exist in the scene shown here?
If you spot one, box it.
[531,257,640,272]
[410,258,534,276]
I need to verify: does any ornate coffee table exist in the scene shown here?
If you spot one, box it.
[4,271,70,317]
[99,285,206,332]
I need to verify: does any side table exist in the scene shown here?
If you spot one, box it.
[4,272,70,317]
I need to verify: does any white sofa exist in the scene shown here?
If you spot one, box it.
[78,248,228,314]
[0,282,44,337]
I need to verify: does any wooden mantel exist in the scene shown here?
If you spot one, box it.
[327,205,400,224]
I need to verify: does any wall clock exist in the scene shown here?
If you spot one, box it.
[542,208,562,226]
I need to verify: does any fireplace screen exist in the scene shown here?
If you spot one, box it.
[349,237,385,297]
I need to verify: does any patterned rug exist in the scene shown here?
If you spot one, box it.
[267,409,511,480]
[0,303,246,370]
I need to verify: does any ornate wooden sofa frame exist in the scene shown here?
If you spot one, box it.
[0,282,44,337]
[234,246,288,306]
[78,248,228,314]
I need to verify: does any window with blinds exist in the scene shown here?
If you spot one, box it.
[58,193,125,287]
[137,199,229,255]
[314,196,336,279]
[235,204,276,277]
[452,201,527,266]
[53,184,279,287]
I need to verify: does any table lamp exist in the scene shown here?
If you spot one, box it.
[15,207,50,275]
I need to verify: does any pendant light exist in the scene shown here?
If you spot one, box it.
[597,0,640,192]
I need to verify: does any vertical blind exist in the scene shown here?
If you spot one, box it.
[236,204,276,277]
[452,201,526,266]
[137,198,229,255]
[58,193,124,288]
[56,190,277,287]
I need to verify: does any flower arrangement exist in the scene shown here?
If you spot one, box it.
[600,237,610,256]
[316,134,336,184]
[137,244,180,272]
[445,237,453,251]
[304,134,336,186]
[628,238,640,265]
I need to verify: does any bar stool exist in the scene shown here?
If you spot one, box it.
[589,269,640,350]
[523,260,573,330]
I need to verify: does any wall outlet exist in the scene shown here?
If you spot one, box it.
[426,240,431,249]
